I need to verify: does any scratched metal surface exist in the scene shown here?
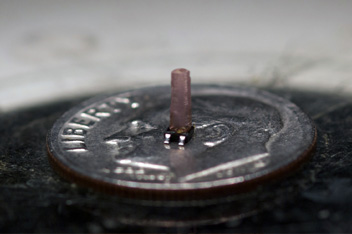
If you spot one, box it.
[0,88,351,232]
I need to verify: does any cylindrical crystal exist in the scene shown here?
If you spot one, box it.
[169,68,192,133]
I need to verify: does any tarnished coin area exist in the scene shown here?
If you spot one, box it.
[47,85,316,198]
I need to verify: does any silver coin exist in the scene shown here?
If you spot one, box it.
[47,85,316,199]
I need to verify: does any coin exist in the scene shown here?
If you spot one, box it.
[47,85,316,199]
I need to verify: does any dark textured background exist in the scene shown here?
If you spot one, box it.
[0,88,351,233]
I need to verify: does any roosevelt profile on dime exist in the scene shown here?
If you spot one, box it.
[103,95,283,182]
[48,84,316,198]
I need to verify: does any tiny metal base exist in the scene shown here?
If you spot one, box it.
[164,126,195,146]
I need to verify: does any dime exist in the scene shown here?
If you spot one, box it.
[47,85,316,199]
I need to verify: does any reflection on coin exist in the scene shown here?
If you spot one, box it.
[47,85,316,199]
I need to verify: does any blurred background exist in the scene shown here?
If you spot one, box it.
[1,0,352,112]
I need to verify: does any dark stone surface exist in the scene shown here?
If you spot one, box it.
[0,88,351,233]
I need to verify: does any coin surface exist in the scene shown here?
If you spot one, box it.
[47,85,316,199]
